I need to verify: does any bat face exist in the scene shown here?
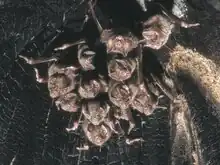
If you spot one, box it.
[142,25,172,50]
[101,29,139,56]
[143,30,163,49]
[48,64,78,99]
[108,58,136,81]
[82,119,112,147]
[82,100,110,126]
[108,82,133,110]
[78,74,108,99]
[55,92,79,112]
[131,83,154,115]
[78,79,102,99]
[140,13,174,50]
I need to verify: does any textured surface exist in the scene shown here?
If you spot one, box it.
[1,0,220,165]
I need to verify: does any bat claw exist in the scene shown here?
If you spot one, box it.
[182,22,200,28]
[18,55,31,64]
[125,137,144,145]
[66,121,79,132]
[76,145,89,151]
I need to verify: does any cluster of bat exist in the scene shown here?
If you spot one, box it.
[19,0,199,150]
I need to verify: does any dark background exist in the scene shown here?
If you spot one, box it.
[1,0,220,165]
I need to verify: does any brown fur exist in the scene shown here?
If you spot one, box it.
[166,44,220,110]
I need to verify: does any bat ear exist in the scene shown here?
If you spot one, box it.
[100,30,113,42]
[142,15,160,27]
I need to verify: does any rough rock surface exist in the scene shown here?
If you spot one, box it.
[1,0,220,165]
